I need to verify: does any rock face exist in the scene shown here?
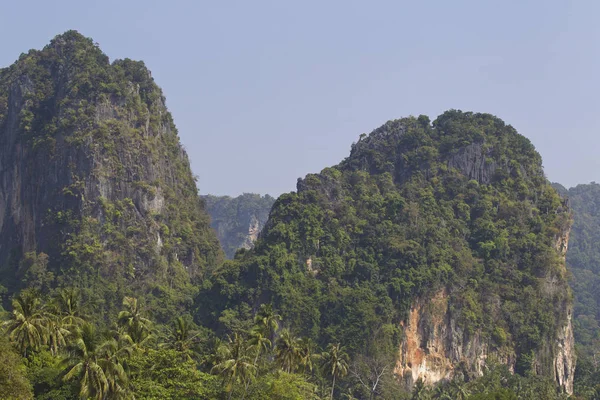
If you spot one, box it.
[396,254,575,395]
[202,194,274,258]
[395,176,575,394]
[549,182,600,394]
[0,31,222,316]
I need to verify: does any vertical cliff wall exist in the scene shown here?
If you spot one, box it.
[0,31,222,316]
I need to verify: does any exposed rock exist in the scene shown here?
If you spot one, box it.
[447,143,498,184]
[203,193,274,258]
[396,224,575,394]
[395,289,515,388]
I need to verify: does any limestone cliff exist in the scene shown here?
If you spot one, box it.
[0,31,222,317]
[201,111,575,394]
[202,193,274,258]
[395,214,574,394]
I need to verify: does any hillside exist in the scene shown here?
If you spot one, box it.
[203,193,275,258]
[0,31,223,319]
[0,31,580,399]
[552,182,600,396]
[199,111,575,395]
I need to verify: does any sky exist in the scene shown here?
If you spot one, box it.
[1,1,599,196]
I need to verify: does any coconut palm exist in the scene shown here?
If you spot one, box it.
[62,323,131,400]
[45,314,71,356]
[211,332,256,400]
[449,379,469,400]
[53,288,85,327]
[117,297,153,346]
[254,304,281,340]
[275,328,301,373]
[248,326,271,367]
[163,316,201,360]
[320,343,349,400]
[298,337,317,374]
[3,290,47,356]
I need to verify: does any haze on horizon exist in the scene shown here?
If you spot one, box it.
[2,0,598,196]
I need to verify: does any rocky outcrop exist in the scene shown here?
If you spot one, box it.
[447,143,498,184]
[203,193,274,258]
[395,289,515,388]
[0,31,222,315]
[396,223,575,394]
[552,311,574,394]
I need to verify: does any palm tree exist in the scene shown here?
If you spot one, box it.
[45,313,71,356]
[62,323,131,400]
[53,288,85,327]
[320,343,349,400]
[411,378,430,400]
[298,337,317,374]
[275,328,301,373]
[449,379,469,400]
[254,304,281,341]
[211,332,257,400]
[248,326,271,367]
[3,290,47,356]
[44,288,86,355]
[163,316,201,360]
[117,297,153,346]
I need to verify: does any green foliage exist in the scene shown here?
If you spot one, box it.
[0,30,223,322]
[129,348,219,400]
[199,111,571,389]
[552,182,600,397]
[0,335,33,399]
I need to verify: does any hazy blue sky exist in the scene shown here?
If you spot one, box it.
[2,1,599,195]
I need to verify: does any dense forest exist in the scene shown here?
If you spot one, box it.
[0,31,596,399]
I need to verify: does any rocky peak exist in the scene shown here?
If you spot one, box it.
[0,31,222,318]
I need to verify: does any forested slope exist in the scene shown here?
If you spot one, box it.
[553,182,600,397]
[199,111,575,394]
[0,30,222,319]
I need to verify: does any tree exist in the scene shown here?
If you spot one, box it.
[45,312,71,356]
[117,297,153,346]
[298,337,317,374]
[254,304,282,341]
[163,316,201,360]
[350,353,391,400]
[53,288,85,327]
[0,335,33,399]
[275,329,301,373]
[129,348,219,400]
[248,326,272,367]
[211,332,257,400]
[3,290,47,356]
[62,323,130,400]
[320,343,349,400]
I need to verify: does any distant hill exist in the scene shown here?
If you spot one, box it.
[202,194,275,258]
